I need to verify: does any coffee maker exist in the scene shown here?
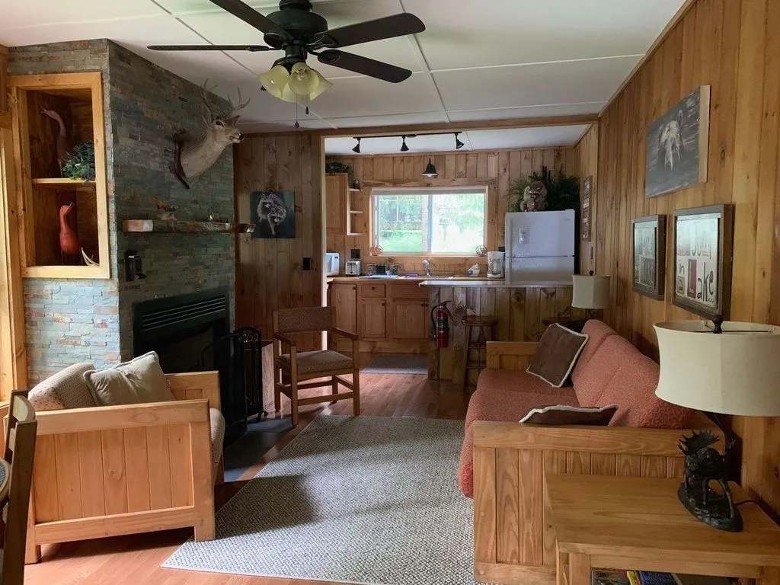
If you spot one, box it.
[487,251,505,279]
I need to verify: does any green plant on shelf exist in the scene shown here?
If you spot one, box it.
[62,141,96,181]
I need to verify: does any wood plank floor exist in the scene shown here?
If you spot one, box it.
[25,372,469,585]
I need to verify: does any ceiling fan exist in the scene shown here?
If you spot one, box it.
[148,0,425,102]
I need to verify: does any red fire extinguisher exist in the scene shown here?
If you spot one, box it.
[430,301,453,349]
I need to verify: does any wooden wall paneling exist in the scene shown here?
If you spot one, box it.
[0,45,8,127]
[592,0,779,514]
[235,134,323,346]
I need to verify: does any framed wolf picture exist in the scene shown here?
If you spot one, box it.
[645,86,710,198]
[250,190,296,239]
[672,205,733,320]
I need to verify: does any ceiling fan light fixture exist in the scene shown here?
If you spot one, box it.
[455,132,465,150]
[422,158,438,178]
[352,138,361,154]
[258,64,290,99]
[400,135,409,152]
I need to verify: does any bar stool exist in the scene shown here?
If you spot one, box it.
[461,314,497,392]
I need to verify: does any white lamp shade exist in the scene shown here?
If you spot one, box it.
[654,320,780,416]
[572,275,610,309]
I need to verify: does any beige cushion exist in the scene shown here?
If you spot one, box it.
[84,351,175,406]
[279,350,353,375]
[29,362,96,410]
[526,324,589,388]
[210,408,225,482]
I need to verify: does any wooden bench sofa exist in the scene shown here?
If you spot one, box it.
[462,320,715,585]
[2,370,222,563]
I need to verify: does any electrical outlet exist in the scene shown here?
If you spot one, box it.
[302,257,312,270]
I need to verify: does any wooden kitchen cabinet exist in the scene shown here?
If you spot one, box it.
[325,173,347,235]
[329,282,357,333]
[391,299,429,340]
[359,298,387,339]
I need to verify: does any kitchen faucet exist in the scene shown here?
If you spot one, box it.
[422,258,432,277]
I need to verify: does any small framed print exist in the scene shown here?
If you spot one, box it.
[581,176,592,242]
[632,215,666,299]
[672,205,734,319]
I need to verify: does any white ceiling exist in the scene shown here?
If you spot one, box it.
[0,0,685,150]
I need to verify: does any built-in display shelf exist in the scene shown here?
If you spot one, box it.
[32,178,96,187]
[122,219,234,234]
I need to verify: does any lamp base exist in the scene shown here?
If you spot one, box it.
[677,482,743,532]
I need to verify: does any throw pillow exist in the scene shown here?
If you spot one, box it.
[28,362,96,410]
[519,404,618,425]
[84,351,175,406]
[526,323,589,387]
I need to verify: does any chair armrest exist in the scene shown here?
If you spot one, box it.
[472,420,720,457]
[274,332,297,349]
[167,371,221,411]
[331,327,359,341]
[35,399,210,435]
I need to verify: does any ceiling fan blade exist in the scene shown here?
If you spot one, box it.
[314,13,425,49]
[147,44,273,52]
[318,50,412,83]
[208,0,291,41]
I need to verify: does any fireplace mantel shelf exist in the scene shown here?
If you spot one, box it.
[122,219,235,234]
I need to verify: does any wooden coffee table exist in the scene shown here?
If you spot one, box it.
[546,475,780,585]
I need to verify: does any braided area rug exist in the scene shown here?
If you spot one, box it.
[163,414,475,585]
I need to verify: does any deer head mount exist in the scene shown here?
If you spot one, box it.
[173,83,250,189]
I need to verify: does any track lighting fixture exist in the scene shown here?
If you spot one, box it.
[352,138,361,154]
[400,135,409,152]
[455,132,465,150]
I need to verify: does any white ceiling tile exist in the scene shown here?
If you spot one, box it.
[326,111,448,128]
[406,0,684,69]
[0,1,165,31]
[240,118,335,133]
[464,125,590,150]
[311,72,441,118]
[434,56,640,111]
[447,102,604,122]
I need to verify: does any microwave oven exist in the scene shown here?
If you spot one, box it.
[324,253,340,276]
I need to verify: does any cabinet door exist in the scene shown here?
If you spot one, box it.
[325,174,347,234]
[359,299,387,339]
[391,299,429,340]
[329,283,357,333]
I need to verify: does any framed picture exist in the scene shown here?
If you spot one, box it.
[581,176,592,242]
[632,215,666,299]
[672,205,733,319]
[645,86,710,198]
[250,190,296,239]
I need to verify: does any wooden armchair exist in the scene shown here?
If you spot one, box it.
[7,371,221,563]
[2,392,37,585]
[472,341,717,585]
[273,306,360,426]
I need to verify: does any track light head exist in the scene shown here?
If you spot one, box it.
[455,132,465,150]
[352,137,361,154]
[400,135,409,152]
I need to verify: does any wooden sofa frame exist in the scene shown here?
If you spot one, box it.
[1,371,221,563]
[473,342,715,585]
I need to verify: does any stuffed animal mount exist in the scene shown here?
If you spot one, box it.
[173,83,249,189]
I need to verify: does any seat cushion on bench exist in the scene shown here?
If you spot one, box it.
[279,350,353,375]
[571,320,617,386]
[209,408,226,482]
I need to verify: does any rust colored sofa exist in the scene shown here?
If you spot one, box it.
[460,320,713,585]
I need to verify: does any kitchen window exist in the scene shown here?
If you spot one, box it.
[371,187,487,255]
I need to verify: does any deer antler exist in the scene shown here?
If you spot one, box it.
[200,79,216,123]
[228,88,250,115]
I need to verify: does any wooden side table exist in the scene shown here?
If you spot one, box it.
[546,475,780,585]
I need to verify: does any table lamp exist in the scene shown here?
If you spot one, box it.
[654,319,780,532]
[572,273,610,318]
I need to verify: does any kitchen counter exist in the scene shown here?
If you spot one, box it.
[420,278,573,288]
[327,275,428,283]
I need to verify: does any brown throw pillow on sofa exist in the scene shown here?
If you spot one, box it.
[84,351,175,406]
[526,323,589,387]
[519,404,618,425]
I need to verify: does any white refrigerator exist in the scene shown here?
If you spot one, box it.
[505,210,576,283]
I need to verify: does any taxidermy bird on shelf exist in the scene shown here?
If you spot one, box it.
[41,108,70,173]
[58,202,80,262]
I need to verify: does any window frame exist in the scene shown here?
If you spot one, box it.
[369,185,489,257]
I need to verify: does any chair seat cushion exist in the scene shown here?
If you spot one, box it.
[209,408,225,482]
[279,350,354,375]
